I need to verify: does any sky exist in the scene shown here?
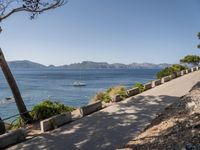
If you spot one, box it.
[1,0,200,66]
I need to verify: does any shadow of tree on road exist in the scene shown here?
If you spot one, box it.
[12,94,180,150]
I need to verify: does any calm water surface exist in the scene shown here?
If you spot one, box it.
[0,68,159,120]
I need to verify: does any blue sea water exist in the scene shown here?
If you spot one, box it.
[0,68,159,120]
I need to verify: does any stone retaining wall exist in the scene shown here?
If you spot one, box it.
[181,70,186,76]
[112,94,123,102]
[161,76,171,83]
[151,79,161,87]
[176,71,181,77]
[0,129,26,149]
[144,83,152,91]
[40,112,72,132]
[169,74,176,79]
[127,88,140,97]
[80,101,102,117]
[191,67,197,72]
[186,69,191,74]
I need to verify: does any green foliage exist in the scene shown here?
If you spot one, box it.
[156,67,174,79]
[134,82,145,93]
[171,64,187,71]
[91,86,128,103]
[30,100,75,120]
[156,64,187,79]
[103,94,111,103]
[9,117,24,130]
[180,55,200,66]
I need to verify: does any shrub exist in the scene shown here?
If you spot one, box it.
[8,100,75,130]
[30,100,75,120]
[102,94,111,103]
[156,64,187,79]
[90,92,107,103]
[90,86,128,103]
[8,117,24,130]
[134,82,145,93]
[171,64,188,71]
[156,67,174,79]
[107,86,128,99]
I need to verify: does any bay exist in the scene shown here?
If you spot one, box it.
[0,68,160,120]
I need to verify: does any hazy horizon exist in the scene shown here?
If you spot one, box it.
[1,0,200,65]
[8,59,172,66]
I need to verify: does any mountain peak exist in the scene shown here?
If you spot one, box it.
[7,60,171,69]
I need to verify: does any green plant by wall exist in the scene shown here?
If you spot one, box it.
[8,117,24,130]
[90,85,128,103]
[171,64,188,71]
[30,100,75,121]
[156,64,187,79]
[134,82,145,93]
[90,92,111,103]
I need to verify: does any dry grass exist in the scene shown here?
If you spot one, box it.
[90,85,127,103]
[108,86,127,99]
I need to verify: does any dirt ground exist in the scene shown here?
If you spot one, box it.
[125,82,200,150]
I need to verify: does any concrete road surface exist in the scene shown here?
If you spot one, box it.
[8,70,200,150]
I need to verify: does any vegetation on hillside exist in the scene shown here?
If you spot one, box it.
[134,82,145,93]
[156,64,187,79]
[30,100,75,120]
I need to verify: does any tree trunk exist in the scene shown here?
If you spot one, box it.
[0,48,32,123]
[0,117,6,135]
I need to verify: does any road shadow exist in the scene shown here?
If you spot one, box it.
[12,94,180,150]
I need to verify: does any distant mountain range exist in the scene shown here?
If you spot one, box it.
[7,60,171,69]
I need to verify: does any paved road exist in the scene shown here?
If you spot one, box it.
[8,71,200,150]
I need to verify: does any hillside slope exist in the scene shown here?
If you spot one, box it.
[8,60,46,68]
[125,82,200,150]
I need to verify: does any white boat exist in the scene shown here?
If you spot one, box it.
[73,81,86,87]
[73,69,86,87]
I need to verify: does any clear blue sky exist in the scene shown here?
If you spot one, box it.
[1,0,200,65]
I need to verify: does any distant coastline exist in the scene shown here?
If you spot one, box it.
[8,60,171,69]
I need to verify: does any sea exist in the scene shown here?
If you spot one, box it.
[0,68,159,121]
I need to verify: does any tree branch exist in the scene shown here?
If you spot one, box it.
[0,0,66,22]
